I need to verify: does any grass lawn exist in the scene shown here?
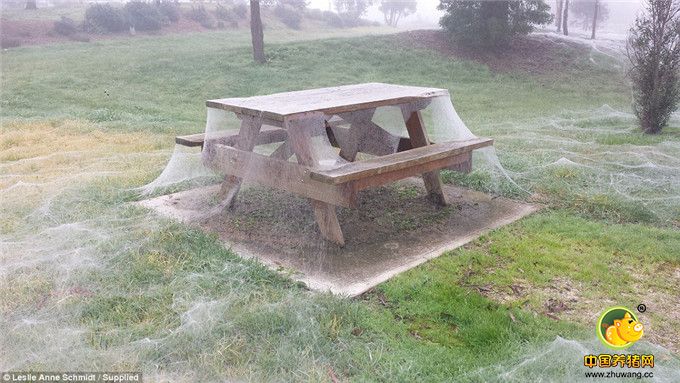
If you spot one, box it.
[1,24,679,381]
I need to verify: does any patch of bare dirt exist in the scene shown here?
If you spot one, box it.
[627,263,680,354]
[140,180,537,296]
[395,29,592,75]
[470,272,680,354]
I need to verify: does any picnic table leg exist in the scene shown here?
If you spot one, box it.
[401,108,448,206]
[336,109,374,161]
[216,115,263,208]
[335,109,403,159]
[286,114,345,246]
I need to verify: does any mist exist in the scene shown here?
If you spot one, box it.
[303,0,645,37]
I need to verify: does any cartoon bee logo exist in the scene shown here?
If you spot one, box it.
[597,306,644,349]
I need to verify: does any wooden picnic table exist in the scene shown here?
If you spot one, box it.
[179,83,493,246]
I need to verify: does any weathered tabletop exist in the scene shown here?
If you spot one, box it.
[201,83,491,246]
[206,83,450,121]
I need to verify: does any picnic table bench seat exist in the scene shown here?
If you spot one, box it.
[309,137,492,186]
[176,127,287,148]
[176,128,488,177]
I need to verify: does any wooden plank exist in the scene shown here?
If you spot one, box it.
[285,114,348,246]
[270,141,293,160]
[176,128,287,148]
[337,109,403,159]
[309,138,493,184]
[212,116,262,206]
[175,133,208,147]
[335,109,373,161]
[206,144,357,208]
[402,109,446,205]
[448,151,472,173]
[311,200,345,247]
[349,152,472,191]
[206,83,449,122]
[328,121,411,159]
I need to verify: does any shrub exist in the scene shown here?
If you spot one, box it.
[0,37,21,49]
[124,1,165,31]
[337,12,369,27]
[277,0,306,10]
[627,0,680,134]
[305,8,323,19]
[187,5,216,29]
[83,3,127,34]
[215,4,236,21]
[158,0,181,23]
[53,16,78,36]
[322,10,344,27]
[233,3,248,19]
[275,4,302,29]
[438,0,552,49]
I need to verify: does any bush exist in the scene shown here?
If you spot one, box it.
[233,3,248,19]
[277,0,306,10]
[275,4,302,29]
[83,3,127,34]
[337,12,371,27]
[158,0,181,23]
[53,16,78,36]
[322,10,344,27]
[124,1,165,31]
[627,0,680,134]
[0,37,21,49]
[215,4,236,21]
[187,5,216,29]
[438,0,552,49]
[305,8,323,19]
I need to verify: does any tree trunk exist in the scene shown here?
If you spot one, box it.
[562,0,569,36]
[386,9,395,26]
[250,0,265,64]
[555,0,563,32]
[25,0,37,9]
[591,0,599,39]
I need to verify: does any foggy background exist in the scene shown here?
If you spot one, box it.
[0,0,647,37]
[303,0,646,36]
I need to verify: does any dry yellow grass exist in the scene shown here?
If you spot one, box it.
[0,119,171,234]
[1,120,168,193]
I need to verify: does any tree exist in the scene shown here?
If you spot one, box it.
[334,0,372,18]
[379,0,416,27]
[568,0,609,37]
[277,0,307,9]
[627,0,680,134]
[555,0,563,32]
[438,0,552,49]
[25,0,37,9]
[562,0,569,35]
[591,0,598,39]
[250,0,266,64]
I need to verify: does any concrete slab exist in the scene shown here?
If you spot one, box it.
[139,180,538,296]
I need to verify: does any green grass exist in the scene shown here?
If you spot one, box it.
[0,29,627,131]
[1,26,679,381]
